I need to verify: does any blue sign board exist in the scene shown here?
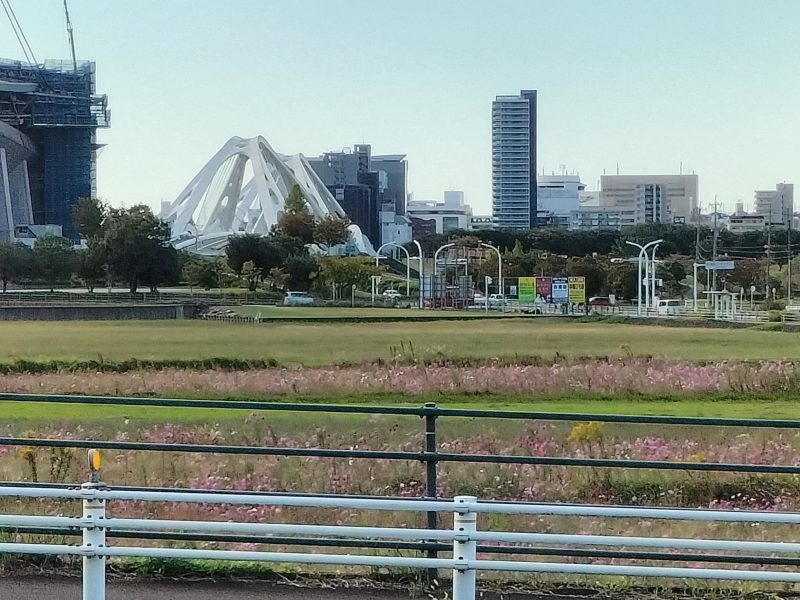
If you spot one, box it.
[552,277,569,303]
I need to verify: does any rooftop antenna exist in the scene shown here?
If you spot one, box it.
[63,0,77,70]
[616,162,619,176]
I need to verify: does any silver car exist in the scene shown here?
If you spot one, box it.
[283,291,314,306]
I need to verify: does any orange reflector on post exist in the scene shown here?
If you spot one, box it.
[88,449,102,472]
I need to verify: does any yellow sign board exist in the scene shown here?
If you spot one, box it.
[568,276,586,303]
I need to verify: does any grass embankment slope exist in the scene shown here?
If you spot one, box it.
[0,319,795,365]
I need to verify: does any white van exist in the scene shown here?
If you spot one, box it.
[657,299,683,316]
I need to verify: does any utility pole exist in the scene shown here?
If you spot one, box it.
[785,188,792,303]
[712,196,719,292]
[766,203,772,299]
[694,200,701,262]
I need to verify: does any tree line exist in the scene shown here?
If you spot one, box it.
[0,199,179,293]
[0,189,788,300]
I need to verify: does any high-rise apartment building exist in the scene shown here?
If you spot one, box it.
[492,90,537,229]
[599,174,698,226]
[754,183,793,226]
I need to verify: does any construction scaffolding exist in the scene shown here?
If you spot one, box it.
[0,58,109,239]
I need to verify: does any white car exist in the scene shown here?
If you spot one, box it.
[283,291,314,306]
[382,289,402,299]
[488,293,507,307]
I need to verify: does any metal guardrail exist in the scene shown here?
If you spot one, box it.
[7,470,800,600]
[5,394,800,597]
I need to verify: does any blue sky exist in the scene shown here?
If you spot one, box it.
[2,0,798,213]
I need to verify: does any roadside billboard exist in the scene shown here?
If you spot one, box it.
[552,277,569,303]
[535,276,552,301]
[568,276,586,304]
[518,277,535,304]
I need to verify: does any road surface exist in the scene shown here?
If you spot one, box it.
[0,577,418,599]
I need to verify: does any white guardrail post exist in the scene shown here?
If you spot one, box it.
[83,450,106,600]
[452,496,477,600]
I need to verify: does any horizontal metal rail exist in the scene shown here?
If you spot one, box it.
[3,435,799,475]
[8,513,800,555]
[5,540,800,584]
[2,392,800,428]
[9,526,800,568]
[2,485,800,523]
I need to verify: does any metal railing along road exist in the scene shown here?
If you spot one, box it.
[4,394,800,597]
[9,457,800,600]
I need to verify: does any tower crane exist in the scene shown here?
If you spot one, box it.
[63,0,77,70]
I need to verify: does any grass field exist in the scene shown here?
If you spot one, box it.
[0,319,796,365]
[226,306,493,318]
[4,394,800,424]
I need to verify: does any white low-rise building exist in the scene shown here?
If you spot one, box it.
[407,191,473,236]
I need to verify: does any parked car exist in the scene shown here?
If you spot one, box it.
[488,293,507,307]
[472,292,486,307]
[588,296,612,307]
[657,298,683,316]
[382,289,402,299]
[283,291,314,306]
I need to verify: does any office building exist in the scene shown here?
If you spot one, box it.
[599,174,698,225]
[0,58,110,240]
[754,183,793,226]
[308,144,410,246]
[492,90,537,229]
[469,215,494,230]
[537,175,585,228]
[569,207,624,231]
[371,154,408,216]
[728,214,766,233]
[407,191,473,237]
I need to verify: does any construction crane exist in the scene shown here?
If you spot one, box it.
[63,0,77,71]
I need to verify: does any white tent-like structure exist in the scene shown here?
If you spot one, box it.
[162,136,373,254]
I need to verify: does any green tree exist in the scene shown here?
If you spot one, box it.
[566,256,607,297]
[277,184,314,243]
[71,197,106,241]
[0,242,31,293]
[33,235,75,292]
[74,244,106,292]
[283,254,319,291]
[225,234,286,275]
[606,262,638,300]
[319,256,385,295]
[313,215,350,250]
[240,260,263,291]
[667,261,688,283]
[103,205,178,293]
[184,257,222,290]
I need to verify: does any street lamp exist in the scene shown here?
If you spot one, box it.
[650,243,660,308]
[433,243,456,277]
[375,242,411,296]
[411,239,423,309]
[626,239,663,316]
[480,243,502,297]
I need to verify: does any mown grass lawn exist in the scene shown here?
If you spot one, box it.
[0,319,796,366]
[4,393,800,425]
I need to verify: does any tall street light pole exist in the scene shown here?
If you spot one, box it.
[650,244,659,308]
[376,242,411,296]
[411,239,423,309]
[480,243,502,297]
[626,239,663,316]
